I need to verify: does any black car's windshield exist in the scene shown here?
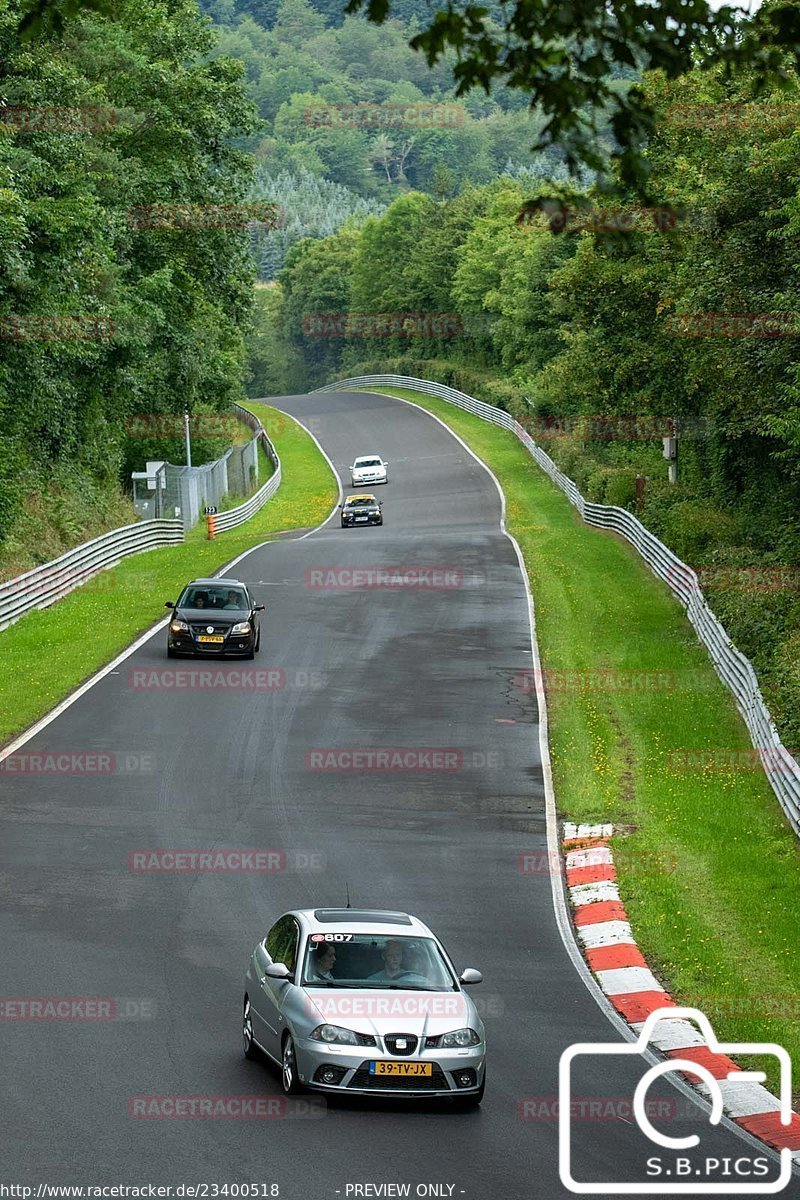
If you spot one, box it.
[180,586,247,610]
[301,934,457,990]
[345,498,375,508]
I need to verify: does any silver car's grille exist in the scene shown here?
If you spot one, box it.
[384,1033,417,1056]
[349,1063,448,1091]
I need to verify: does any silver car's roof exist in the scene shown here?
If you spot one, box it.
[292,909,434,939]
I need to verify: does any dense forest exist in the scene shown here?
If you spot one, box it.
[251,64,800,746]
[0,0,260,571]
[202,0,600,276]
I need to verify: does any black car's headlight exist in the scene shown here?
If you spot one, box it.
[170,620,189,633]
[309,1024,361,1046]
[440,1028,482,1048]
[231,621,251,634]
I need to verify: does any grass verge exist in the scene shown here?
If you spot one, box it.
[0,403,337,747]
[366,385,800,1096]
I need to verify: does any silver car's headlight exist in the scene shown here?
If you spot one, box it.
[440,1027,482,1048]
[231,621,251,634]
[170,620,189,633]
[309,1023,359,1045]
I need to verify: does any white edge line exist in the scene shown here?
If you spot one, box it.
[339,384,795,1171]
[0,403,342,763]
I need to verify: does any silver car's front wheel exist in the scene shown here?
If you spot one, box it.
[281,1033,303,1095]
[242,997,258,1060]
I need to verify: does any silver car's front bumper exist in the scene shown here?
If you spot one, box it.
[294,1039,485,1097]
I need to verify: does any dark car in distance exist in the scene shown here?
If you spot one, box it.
[165,578,264,659]
[340,494,383,528]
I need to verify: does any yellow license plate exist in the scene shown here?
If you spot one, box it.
[197,635,224,644]
[369,1062,432,1077]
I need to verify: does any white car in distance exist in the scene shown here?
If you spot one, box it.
[351,454,388,487]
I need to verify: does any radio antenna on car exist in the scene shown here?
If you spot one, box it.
[345,883,351,909]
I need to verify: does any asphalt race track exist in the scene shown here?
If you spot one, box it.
[0,390,788,1198]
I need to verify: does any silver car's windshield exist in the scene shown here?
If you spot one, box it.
[356,459,382,467]
[301,934,457,991]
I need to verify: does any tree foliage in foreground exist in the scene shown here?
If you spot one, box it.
[0,0,257,544]
[345,0,800,191]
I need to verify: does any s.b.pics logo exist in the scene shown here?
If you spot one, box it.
[559,1008,794,1193]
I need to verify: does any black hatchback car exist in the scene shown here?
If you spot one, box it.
[340,493,383,528]
[165,577,264,659]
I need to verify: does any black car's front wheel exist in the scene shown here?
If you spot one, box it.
[281,1033,303,1095]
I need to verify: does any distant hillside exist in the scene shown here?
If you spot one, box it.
[200,0,584,214]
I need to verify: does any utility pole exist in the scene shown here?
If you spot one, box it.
[184,410,192,468]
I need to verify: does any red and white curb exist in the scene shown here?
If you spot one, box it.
[562,822,800,1164]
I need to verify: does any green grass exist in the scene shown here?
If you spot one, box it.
[0,403,337,747]
[367,385,800,1096]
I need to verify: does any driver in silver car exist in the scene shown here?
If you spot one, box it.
[307,943,337,982]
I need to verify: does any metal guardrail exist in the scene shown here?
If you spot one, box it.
[214,406,281,532]
[1,405,283,630]
[0,519,184,632]
[315,374,800,837]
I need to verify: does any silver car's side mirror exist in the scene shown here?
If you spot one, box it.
[459,968,483,985]
[264,962,293,981]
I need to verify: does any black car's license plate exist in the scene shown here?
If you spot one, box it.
[355,516,368,522]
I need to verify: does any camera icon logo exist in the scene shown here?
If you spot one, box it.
[559,1007,794,1193]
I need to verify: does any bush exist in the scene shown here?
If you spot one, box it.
[657,499,740,565]
[604,468,639,509]
[585,466,612,503]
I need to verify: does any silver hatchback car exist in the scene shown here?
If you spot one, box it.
[242,909,486,1107]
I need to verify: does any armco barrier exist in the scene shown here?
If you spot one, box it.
[214,406,281,532]
[0,406,282,630]
[314,374,800,837]
[0,520,183,631]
